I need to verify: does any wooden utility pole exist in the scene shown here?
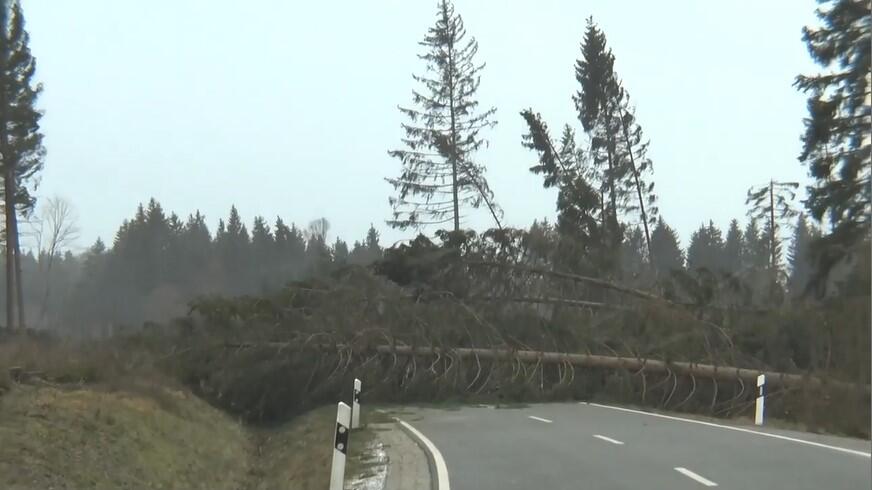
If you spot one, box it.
[769,179,777,271]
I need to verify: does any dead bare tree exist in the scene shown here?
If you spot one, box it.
[31,196,78,327]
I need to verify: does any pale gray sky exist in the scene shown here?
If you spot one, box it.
[24,0,818,250]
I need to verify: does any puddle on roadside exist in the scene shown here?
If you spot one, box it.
[346,439,388,490]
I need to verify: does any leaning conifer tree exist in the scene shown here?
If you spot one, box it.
[387,0,500,232]
[614,87,658,261]
[0,0,44,329]
[573,18,658,263]
[574,18,621,243]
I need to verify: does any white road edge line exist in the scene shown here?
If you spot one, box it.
[584,402,871,458]
[593,434,625,445]
[396,418,450,490]
[528,415,553,424]
[675,467,718,487]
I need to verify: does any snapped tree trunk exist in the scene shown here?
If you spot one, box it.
[3,168,15,330]
[605,132,619,241]
[768,180,777,270]
[447,32,460,233]
[619,110,653,266]
[12,209,23,328]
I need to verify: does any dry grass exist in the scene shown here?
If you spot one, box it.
[0,333,384,489]
[0,385,253,490]
[0,332,143,385]
[249,405,382,490]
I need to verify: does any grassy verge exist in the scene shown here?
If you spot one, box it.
[250,405,386,490]
[0,333,395,489]
[0,384,253,490]
[0,384,390,490]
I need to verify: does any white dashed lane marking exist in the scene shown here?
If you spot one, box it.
[674,467,718,487]
[593,434,625,445]
[528,415,553,424]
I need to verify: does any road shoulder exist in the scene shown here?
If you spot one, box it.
[370,421,433,490]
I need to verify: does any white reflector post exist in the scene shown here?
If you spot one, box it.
[755,374,766,426]
[330,402,351,490]
[351,378,362,429]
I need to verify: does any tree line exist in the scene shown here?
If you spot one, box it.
[1,196,823,333]
[0,0,866,333]
[1,200,384,334]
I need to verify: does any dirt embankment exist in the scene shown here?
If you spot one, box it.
[0,384,380,490]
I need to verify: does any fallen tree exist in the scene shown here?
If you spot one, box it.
[224,340,868,394]
[369,344,870,394]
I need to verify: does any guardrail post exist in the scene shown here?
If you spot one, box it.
[755,374,766,426]
[330,402,351,490]
[351,378,362,429]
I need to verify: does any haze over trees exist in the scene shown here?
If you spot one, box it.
[1,200,385,333]
[0,0,866,457]
[0,0,861,423]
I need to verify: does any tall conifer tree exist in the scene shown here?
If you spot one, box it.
[0,1,43,328]
[388,0,500,231]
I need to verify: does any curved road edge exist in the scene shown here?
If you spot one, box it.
[396,417,451,490]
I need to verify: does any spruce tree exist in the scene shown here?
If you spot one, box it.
[788,213,820,299]
[251,216,271,250]
[574,18,621,245]
[573,18,658,259]
[620,226,646,280]
[287,223,306,274]
[180,211,211,289]
[795,0,870,246]
[649,218,684,275]
[742,219,781,304]
[521,110,607,275]
[746,179,799,274]
[0,1,43,328]
[349,241,365,265]
[687,221,725,272]
[273,217,304,280]
[333,238,349,266]
[164,212,185,285]
[216,206,250,293]
[387,0,500,231]
[250,215,273,289]
[364,224,381,260]
[742,220,769,271]
[723,219,744,275]
[143,199,171,291]
[365,224,381,253]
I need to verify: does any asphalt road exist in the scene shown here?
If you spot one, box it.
[401,402,871,490]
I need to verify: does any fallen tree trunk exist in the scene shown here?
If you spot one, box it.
[465,261,666,304]
[222,340,869,394]
[465,261,776,314]
[372,344,870,394]
[467,295,631,311]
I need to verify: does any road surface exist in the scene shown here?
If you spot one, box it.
[400,402,871,489]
